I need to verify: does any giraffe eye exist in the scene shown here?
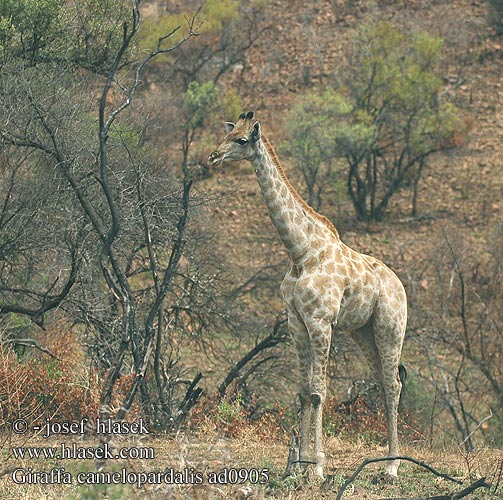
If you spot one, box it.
[235,137,248,146]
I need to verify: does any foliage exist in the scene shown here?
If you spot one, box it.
[405,225,503,448]
[137,0,257,177]
[0,0,210,432]
[324,393,388,445]
[217,87,242,122]
[340,22,468,221]
[140,13,193,54]
[323,386,422,446]
[216,392,246,424]
[289,22,468,221]
[180,81,242,179]
[140,0,240,57]
[283,88,350,210]
[141,0,240,51]
[139,0,266,88]
[184,82,242,133]
[201,0,241,32]
[190,392,287,440]
[0,0,131,71]
[0,0,265,435]
[0,343,100,426]
[0,0,63,63]
[185,81,218,130]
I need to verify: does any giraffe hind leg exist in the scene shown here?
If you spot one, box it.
[351,323,383,387]
[373,318,406,478]
[377,350,402,478]
[352,322,402,479]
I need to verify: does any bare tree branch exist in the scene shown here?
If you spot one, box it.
[218,313,288,398]
[458,411,493,450]
[2,338,59,359]
[0,236,80,326]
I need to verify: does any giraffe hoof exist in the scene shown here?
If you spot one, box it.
[314,467,324,480]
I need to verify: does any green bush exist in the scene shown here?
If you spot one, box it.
[287,22,468,221]
[283,88,351,210]
[0,0,130,70]
[139,0,240,62]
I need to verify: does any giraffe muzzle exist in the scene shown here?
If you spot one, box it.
[208,150,222,167]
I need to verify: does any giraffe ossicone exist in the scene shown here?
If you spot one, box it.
[208,111,407,480]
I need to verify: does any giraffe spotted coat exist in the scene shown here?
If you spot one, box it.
[208,112,407,480]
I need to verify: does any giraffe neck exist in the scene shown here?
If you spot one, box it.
[252,136,316,262]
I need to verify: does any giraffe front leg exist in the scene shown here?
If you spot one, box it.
[304,316,332,480]
[288,310,312,472]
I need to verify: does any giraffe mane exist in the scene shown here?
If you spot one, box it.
[261,134,339,239]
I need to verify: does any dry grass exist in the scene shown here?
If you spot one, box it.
[1,425,502,500]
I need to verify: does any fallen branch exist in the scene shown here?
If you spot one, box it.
[336,455,463,500]
[424,477,490,499]
[382,477,490,500]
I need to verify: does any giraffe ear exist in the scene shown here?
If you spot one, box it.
[224,122,235,133]
[251,121,261,143]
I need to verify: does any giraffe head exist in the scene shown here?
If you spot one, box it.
[208,111,261,167]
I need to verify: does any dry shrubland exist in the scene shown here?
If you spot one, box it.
[1,0,503,498]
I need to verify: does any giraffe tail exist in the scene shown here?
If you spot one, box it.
[398,363,407,412]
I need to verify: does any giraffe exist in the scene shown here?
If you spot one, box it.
[208,111,407,480]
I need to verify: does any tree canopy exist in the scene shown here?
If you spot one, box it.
[287,22,468,221]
